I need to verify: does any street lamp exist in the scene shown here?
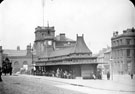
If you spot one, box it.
[31,48,33,64]
[31,47,36,75]
[110,59,113,80]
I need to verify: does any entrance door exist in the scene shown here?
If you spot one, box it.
[14,61,20,73]
[23,61,28,71]
[71,65,81,78]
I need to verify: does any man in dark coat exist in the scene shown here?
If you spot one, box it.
[131,73,133,79]
[107,71,110,80]
[0,67,2,82]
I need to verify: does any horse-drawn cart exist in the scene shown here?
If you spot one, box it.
[2,57,12,75]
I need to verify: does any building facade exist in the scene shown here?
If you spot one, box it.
[0,46,3,67]
[0,25,100,78]
[0,45,37,74]
[34,26,98,79]
[97,47,111,74]
[111,27,135,74]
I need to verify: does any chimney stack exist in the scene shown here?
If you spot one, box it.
[17,46,20,51]
[123,30,127,34]
[60,33,65,41]
[27,44,32,55]
[115,31,118,35]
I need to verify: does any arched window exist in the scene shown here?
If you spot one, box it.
[23,61,28,65]
[14,61,19,66]
[14,61,20,73]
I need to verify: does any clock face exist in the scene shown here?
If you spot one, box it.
[48,40,52,45]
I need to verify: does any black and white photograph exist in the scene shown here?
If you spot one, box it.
[0,0,135,94]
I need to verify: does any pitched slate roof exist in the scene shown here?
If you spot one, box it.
[49,47,73,57]
[71,35,91,54]
[47,35,91,58]
[3,49,27,56]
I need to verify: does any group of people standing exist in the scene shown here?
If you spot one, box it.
[0,67,2,82]
[32,68,73,79]
[55,68,72,79]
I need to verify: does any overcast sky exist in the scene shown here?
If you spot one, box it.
[0,0,135,54]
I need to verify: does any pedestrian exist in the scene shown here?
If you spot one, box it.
[91,72,96,80]
[93,73,96,80]
[0,67,2,82]
[131,73,133,79]
[107,71,110,80]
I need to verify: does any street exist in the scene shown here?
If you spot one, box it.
[0,75,85,94]
[0,74,135,94]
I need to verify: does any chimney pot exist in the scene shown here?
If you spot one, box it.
[17,46,20,51]
[60,33,65,40]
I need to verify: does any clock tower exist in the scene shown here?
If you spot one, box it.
[34,26,55,57]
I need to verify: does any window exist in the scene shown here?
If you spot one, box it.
[113,41,116,46]
[127,49,130,57]
[120,39,123,45]
[117,40,119,46]
[126,39,131,45]
[48,41,52,45]
[48,30,50,35]
[134,50,135,58]
[23,61,28,65]
[121,49,123,56]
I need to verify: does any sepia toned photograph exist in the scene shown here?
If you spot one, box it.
[0,0,135,94]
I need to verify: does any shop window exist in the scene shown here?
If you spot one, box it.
[127,49,130,57]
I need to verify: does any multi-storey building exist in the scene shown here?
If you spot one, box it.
[34,26,98,79]
[0,45,37,73]
[111,27,135,74]
[97,47,111,74]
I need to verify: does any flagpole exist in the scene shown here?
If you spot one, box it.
[42,0,45,27]
[43,4,44,27]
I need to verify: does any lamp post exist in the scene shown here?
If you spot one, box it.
[31,47,36,75]
[110,59,113,80]
[31,48,33,64]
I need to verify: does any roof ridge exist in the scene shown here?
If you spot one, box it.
[71,35,91,54]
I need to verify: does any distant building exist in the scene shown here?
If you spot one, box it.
[111,27,135,74]
[97,47,111,74]
[0,46,2,67]
[0,45,37,73]
[34,26,98,79]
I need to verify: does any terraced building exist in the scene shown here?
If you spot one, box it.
[111,28,135,74]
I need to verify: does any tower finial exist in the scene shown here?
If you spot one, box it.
[47,20,49,27]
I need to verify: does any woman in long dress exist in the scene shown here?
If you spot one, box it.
[0,67,2,82]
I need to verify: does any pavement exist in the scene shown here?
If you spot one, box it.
[17,74,135,93]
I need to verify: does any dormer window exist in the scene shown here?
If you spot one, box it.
[48,30,50,35]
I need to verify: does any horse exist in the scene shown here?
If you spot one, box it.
[2,57,12,75]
